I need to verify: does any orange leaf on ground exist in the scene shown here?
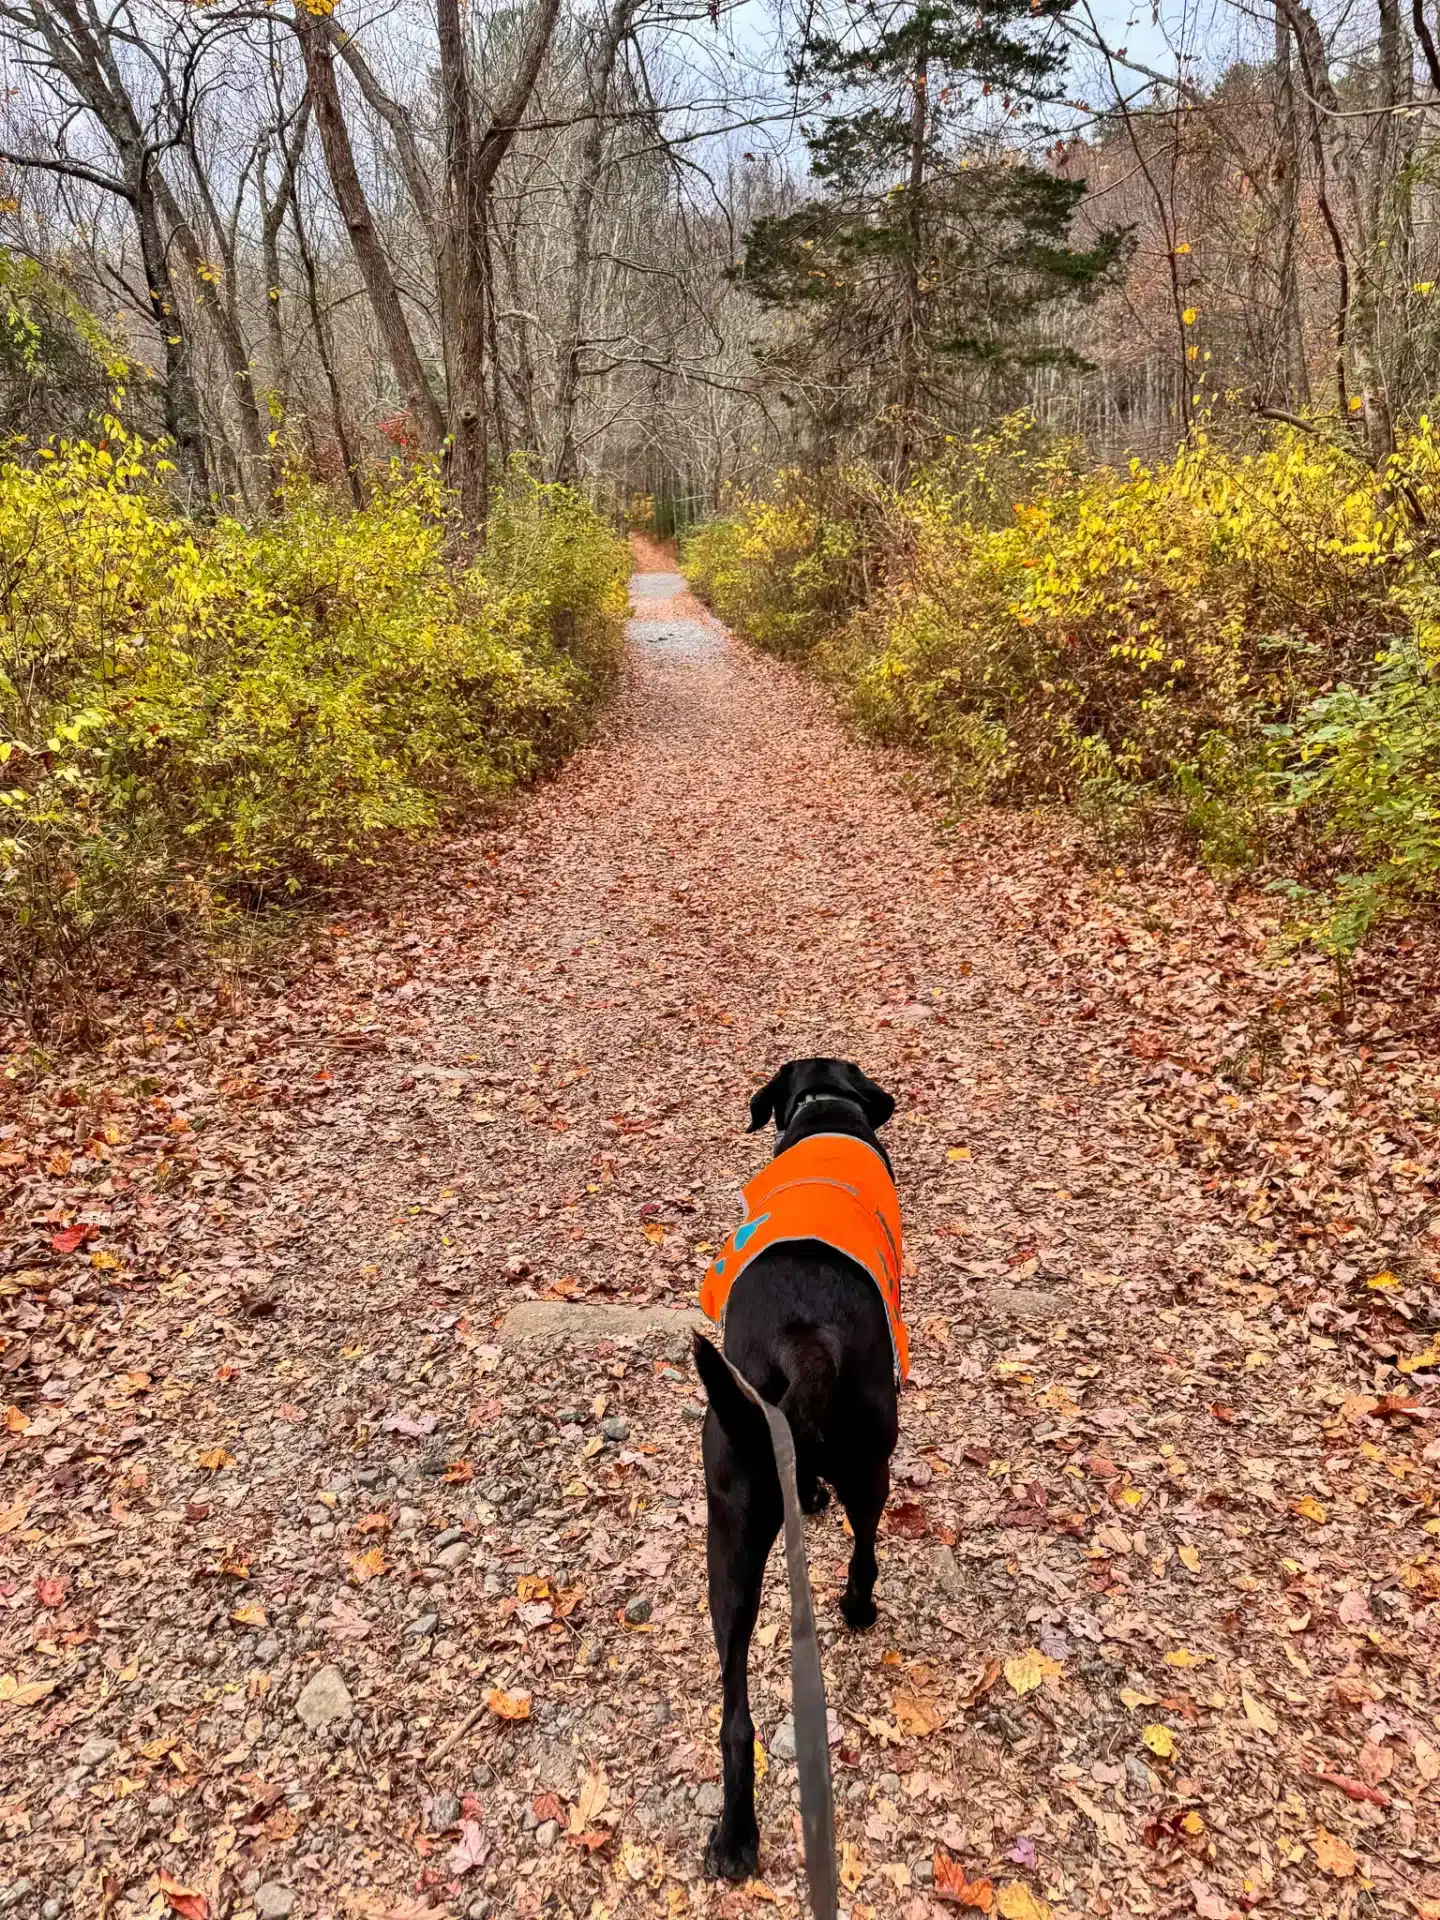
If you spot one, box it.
[1312,1828,1357,1877]
[933,1850,995,1908]
[486,1686,532,1720]
[158,1874,208,1920]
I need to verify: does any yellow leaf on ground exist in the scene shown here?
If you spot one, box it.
[996,1885,1051,1920]
[1242,1689,1278,1734]
[1292,1495,1328,1524]
[1120,1687,1158,1709]
[753,1736,768,1781]
[347,1546,389,1584]
[1004,1648,1062,1697]
[839,1841,865,1892]
[642,1222,665,1246]
[1178,1544,1201,1574]
[0,1673,59,1707]
[194,1447,234,1471]
[486,1687,532,1720]
[231,1603,267,1628]
[1164,1648,1206,1667]
[1313,1828,1357,1877]
[1142,1724,1175,1759]
[947,1146,972,1161]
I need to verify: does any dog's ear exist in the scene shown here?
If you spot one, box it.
[842,1062,896,1130]
[747,1063,795,1133]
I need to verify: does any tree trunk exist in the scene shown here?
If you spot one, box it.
[133,182,209,507]
[295,10,445,451]
[552,0,635,486]
[1272,6,1309,407]
[436,0,490,536]
[894,31,928,484]
[288,184,366,510]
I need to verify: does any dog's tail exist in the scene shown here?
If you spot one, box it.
[693,1334,769,1452]
[692,1329,839,1460]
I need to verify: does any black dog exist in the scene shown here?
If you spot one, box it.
[693,1057,901,1882]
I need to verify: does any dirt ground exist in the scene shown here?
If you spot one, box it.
[1,537,1437,1920]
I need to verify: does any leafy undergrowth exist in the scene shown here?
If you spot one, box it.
[684,419,1440,960]
[1,428,628,1017]
[0,565,1436,1920]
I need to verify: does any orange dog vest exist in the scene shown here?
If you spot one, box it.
[701,1133,909,1381]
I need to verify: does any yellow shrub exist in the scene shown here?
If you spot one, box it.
[0,425,627,1003]
[685,417,1440,947]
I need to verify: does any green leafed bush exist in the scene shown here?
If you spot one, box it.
[0,423,627,1006]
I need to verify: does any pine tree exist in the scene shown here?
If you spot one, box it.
[739,0,1126,474]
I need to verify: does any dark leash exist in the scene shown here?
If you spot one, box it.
[715,1350,838,1920]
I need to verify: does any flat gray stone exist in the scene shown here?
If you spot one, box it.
[75,1735,117,1771]
[498,1302,707,1347]
[255,1887,296,1919]
[295,1664,352,1732]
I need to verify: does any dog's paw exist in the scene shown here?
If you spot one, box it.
[800,1480,831,1516]
[704,1822,759,1882]
[840,1589,878,1631]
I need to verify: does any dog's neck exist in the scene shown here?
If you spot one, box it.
[787,1090,865,1124]
[779,1091,893,1174]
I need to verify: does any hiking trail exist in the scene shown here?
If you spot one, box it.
[3,539,1436,1920]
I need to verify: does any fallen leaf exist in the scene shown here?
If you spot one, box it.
[933,1852,994,1909]
[1292,1495,1328,1524]
[158,1874,208,1920]
[50,1223,94,1254]
[4,1406,30,1434]
[995,1886,1050,1920]
[840,1840,865,1892]
[194,1447,234,1472]
[1188,1881,1234,1920]
[1312,1827,1357,1878]
[485,1687,531,1720]
[1164,1648,1206,1667]
[884,1500,928,1537]
[1004,1648,1062,1697]
[449,1818,488,1874]
[347,1545,390,1584]
[322,1596,373,1641]
[1241,1689,1278,1735]
[1177,1544,1201,1574]
[1143,1724,1175,1759]
[1120,1686,1158,1709]
[958,1657,1004,1706]
[231,1602,267,1628]
[381,1410,439,1437]
[569,1768,610,1833]
[893,1690,942,1737]
[0,1673,59,1707]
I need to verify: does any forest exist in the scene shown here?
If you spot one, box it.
[4,0,1440,1010]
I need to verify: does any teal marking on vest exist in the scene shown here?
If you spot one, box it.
[712,1257,726,1276]
[732,1212,770,1252]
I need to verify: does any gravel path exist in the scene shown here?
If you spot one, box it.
[2,546,1436,1920]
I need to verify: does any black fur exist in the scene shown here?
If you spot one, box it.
[695,1057,900,1881]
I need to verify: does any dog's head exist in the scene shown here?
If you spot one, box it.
[746,1058,896,1138]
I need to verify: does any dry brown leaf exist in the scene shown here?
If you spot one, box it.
[1241,1689,1278,1735]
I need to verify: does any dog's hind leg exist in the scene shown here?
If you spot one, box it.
[702,1451,781,1880]
[836,1455,888,1631]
